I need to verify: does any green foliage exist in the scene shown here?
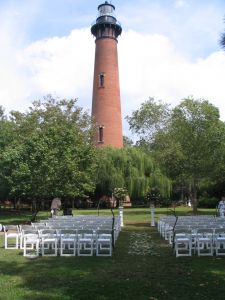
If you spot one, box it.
[168,98,225,210]
[95,147,171,200]
[198,196,218,208]
[126,97,225,211]
[0,108,16,200]
[0,96,97,201]
[126,97,171,143]
[123,136,134,147]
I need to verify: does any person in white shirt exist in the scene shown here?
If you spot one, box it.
[218,196,225,217]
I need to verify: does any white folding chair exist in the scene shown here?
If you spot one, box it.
[214,228,225,256]
[19,225,33,249]
[196,228,214,256]
[77,229,94,256]
[40,229,58,256]
[23,229,40,258]
[174,229,192,257]
[60,229,77,256]
[96,230,112,256]
[4,225,19,249]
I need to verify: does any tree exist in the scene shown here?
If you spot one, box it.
[126,97,171,144]
[1,96,97,211]
[95,147,171,202]
[127,97,225,212]
[0,107,15,201]
[168,98,225,212]
[123,136,134,147]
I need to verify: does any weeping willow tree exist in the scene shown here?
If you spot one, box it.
[95,147,171,201]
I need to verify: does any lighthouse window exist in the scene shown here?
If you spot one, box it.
[99,73,105,87]
[98,126,104,143]
[99,5,113,16]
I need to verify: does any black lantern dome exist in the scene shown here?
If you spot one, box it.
[91,1,122,40]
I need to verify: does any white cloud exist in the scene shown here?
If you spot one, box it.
[0,32,31,113]
[118,30,225,121]
[22,28,94,111]
[1,25,225,136]
[174,0,189,8]
[0,1,42,114]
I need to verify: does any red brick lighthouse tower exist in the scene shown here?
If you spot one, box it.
[91,2,123,148]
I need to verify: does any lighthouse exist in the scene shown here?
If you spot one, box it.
[91,2,123,148]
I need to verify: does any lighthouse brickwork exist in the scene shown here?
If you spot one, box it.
[91,2,123,148]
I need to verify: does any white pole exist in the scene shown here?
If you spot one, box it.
[119,206,124,227]
[150,203,155,227]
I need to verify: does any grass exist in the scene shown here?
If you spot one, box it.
[0,207,224,300]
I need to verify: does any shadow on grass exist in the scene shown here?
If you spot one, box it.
[1,226,225,300]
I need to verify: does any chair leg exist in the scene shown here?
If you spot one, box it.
[60,240,76,256]
[78,240,93,256]
[24,239,39,257]
[42,239,58,256]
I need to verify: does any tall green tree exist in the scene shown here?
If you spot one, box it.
[95,147,171,201]
[0,107,15,201]
[1,96,97,209]
[168,98,225,212]
[127,97,225,212]
[126,97,171,144]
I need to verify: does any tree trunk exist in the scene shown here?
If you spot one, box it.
[41,199,45,210]
[32,199,37,213]
[31,199,39,222]
[16,199,21,210]
[191,183,198,214]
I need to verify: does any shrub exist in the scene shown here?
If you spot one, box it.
[198,196,218,208]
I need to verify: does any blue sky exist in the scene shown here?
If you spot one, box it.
[1,0,225,136]
[3,0,224,56]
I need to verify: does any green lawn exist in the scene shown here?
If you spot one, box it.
[0,207,224,300]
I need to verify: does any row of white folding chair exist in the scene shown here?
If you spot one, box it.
[59,228,112,256]
[33,220,120,244]
[4,224,34,249]
[49,215,116,222]
[158,216,222,239]
[48,215,120,223]
[174,227,225,257]
[45,220,115,227]
[174,228,212,257]
[157,217,176,236]
[4,224,39,250]
[158,216,175,228]
[22,228,59,257]
[43,219,120,241]
[44,222,114,230]
[158,219,169,236]
[22,228,112,257]
[4,215,120,250]
[36,217,118,227]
